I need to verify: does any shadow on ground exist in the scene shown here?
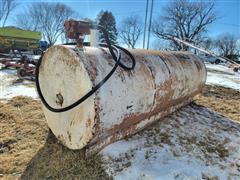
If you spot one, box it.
[20,131,111,180]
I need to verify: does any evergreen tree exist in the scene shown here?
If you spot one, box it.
[97,10,118,44]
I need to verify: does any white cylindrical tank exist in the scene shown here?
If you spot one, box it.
[38,45,206,155]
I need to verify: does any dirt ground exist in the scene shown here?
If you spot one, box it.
[0,85,239,179]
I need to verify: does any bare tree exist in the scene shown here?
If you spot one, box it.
[152,0,216,51]
[119,15,142,48]
[15,9,39,31]
[0,0,18,27]
[16,3,75,46]
[200,37,215,51]
[215,33,239,57]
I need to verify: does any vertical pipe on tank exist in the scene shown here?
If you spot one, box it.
[90,29,99,47]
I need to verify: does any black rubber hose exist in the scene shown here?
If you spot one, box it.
[97,26,135,70]
[35,25,135,113]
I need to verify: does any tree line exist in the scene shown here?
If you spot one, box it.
[0,0,239,59]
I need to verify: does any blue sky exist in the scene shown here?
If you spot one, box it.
[6,0,240,47]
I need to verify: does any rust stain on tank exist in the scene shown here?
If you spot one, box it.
[86,94,196,156]
[86,95,195,156]
[155,80,174,105]
[109,91,198,134]
[92,95,101,138]
[86,117,92,128]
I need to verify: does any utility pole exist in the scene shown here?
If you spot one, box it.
[143,0,149,49]
[147,0,154,50]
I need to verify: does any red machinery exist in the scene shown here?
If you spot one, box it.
[0,55,36,79]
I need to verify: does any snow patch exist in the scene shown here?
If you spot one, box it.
[0,69,37,100]
[205,63,240,90]
[100,105,240,179]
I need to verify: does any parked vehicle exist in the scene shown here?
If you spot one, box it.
[198,54,222,64]
[0,27,48,55]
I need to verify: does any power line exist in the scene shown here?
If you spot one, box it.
[218,23,240,27]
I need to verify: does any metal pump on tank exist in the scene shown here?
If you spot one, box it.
[36,20,207,155]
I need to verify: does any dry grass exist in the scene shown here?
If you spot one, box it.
[0,96,110,180]
[0,96,48,179]
[194,85,240,122]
